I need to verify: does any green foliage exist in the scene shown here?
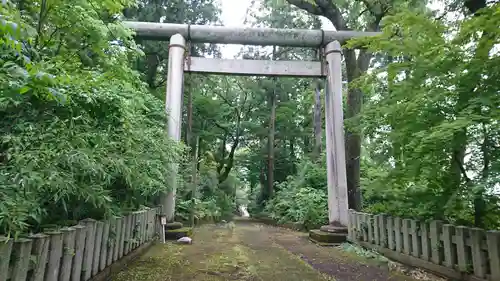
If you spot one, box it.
[347,4,500,227]
[0,0,182,236]
[174,140,241,223]
[263,158,328,230]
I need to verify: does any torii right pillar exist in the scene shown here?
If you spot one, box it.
[310,40,349,245]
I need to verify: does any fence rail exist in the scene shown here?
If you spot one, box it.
[348,210,500,281]
[0,207,160,281]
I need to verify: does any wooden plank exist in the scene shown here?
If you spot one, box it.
[138,212,143,246]
[146,209,153,241]
[387,217,395,250]
[92,221,104,276]
[118,217,127,258]
[378,215,387,247]
[79,218,96,281]
[185,57,326,77]
[430,220,443,265]
[145,210,151,241]
[113,217,122,262]
[45,231,64,281]
[11,238,33,281]
[367,214,374,244]
[59,227,76,281]
[359,213,366,242]
[99,220,109,270]
[144,211,149,241]
[136,212,141,247]
[156,207,162,236]
[151,209,157,239]
[454,226,469,272]
[402,219,411,255]
[107,218,116,266]
[373,215,380,245]
[139,211,145,244]
[486,230,500,280]
[71,225,87,281]
[128,213,134,251]
[124,214,132,254]
[156,207,162,237]
[469,228,486,278]
[355,212,363,241]
[442,224,456,269]
[347,210,356,241]
[394,218,403,253]
[131,213,138,249]
[154,208,159,238]
[410,220,420,258]
[420,222,431,261]
[28,233,50,281]
[134,212,141,246]
[0,237,13,281]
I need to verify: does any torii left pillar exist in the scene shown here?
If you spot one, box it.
[163,34,186,222]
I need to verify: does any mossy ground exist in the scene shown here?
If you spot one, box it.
[113,223,332,281]
[113,221,431,281]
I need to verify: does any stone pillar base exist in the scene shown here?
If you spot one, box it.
[309,224,347,246]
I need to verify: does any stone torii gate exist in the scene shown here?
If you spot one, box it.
[124,21,378,239]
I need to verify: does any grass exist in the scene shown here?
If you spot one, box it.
[113,224,333,281]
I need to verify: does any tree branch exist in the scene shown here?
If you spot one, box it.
[286,0,346,29]
[218,114,241,183]
[286,0,323,16]
[454,150,472,184]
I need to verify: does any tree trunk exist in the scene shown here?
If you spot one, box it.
[473,124,490,228]
[449,0,491,224]
[146,53,159,89]
[185,77,197,225]
[312,39,323,160]
[344,49,372,211]
[267,47,277,199]
[267,86,276,198]
[289,138,296,174]
[216,135,227,175]
[185,77,194,148]
[218,136,239,184]
[258,135,267,205]
[189,135,200,226]
[313,80,323,159]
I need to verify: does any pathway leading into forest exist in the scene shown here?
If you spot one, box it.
[113,220,433,281]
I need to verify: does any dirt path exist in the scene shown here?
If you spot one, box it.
[113,221,424,281]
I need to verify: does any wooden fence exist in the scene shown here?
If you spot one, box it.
[0,207,160,281]
[348,210,500,281]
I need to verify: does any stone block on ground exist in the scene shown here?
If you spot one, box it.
[319,225,348,234]
[165,221,183,230]
[309,229,347,245]
[165,227,193,240]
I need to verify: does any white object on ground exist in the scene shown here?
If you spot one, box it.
[177,237,192,244]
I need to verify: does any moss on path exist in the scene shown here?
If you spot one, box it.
[113,221,425,281]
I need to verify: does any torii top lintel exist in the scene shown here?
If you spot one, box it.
[123,21,380,48]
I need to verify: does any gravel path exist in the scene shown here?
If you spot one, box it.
[236,220,419,281]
